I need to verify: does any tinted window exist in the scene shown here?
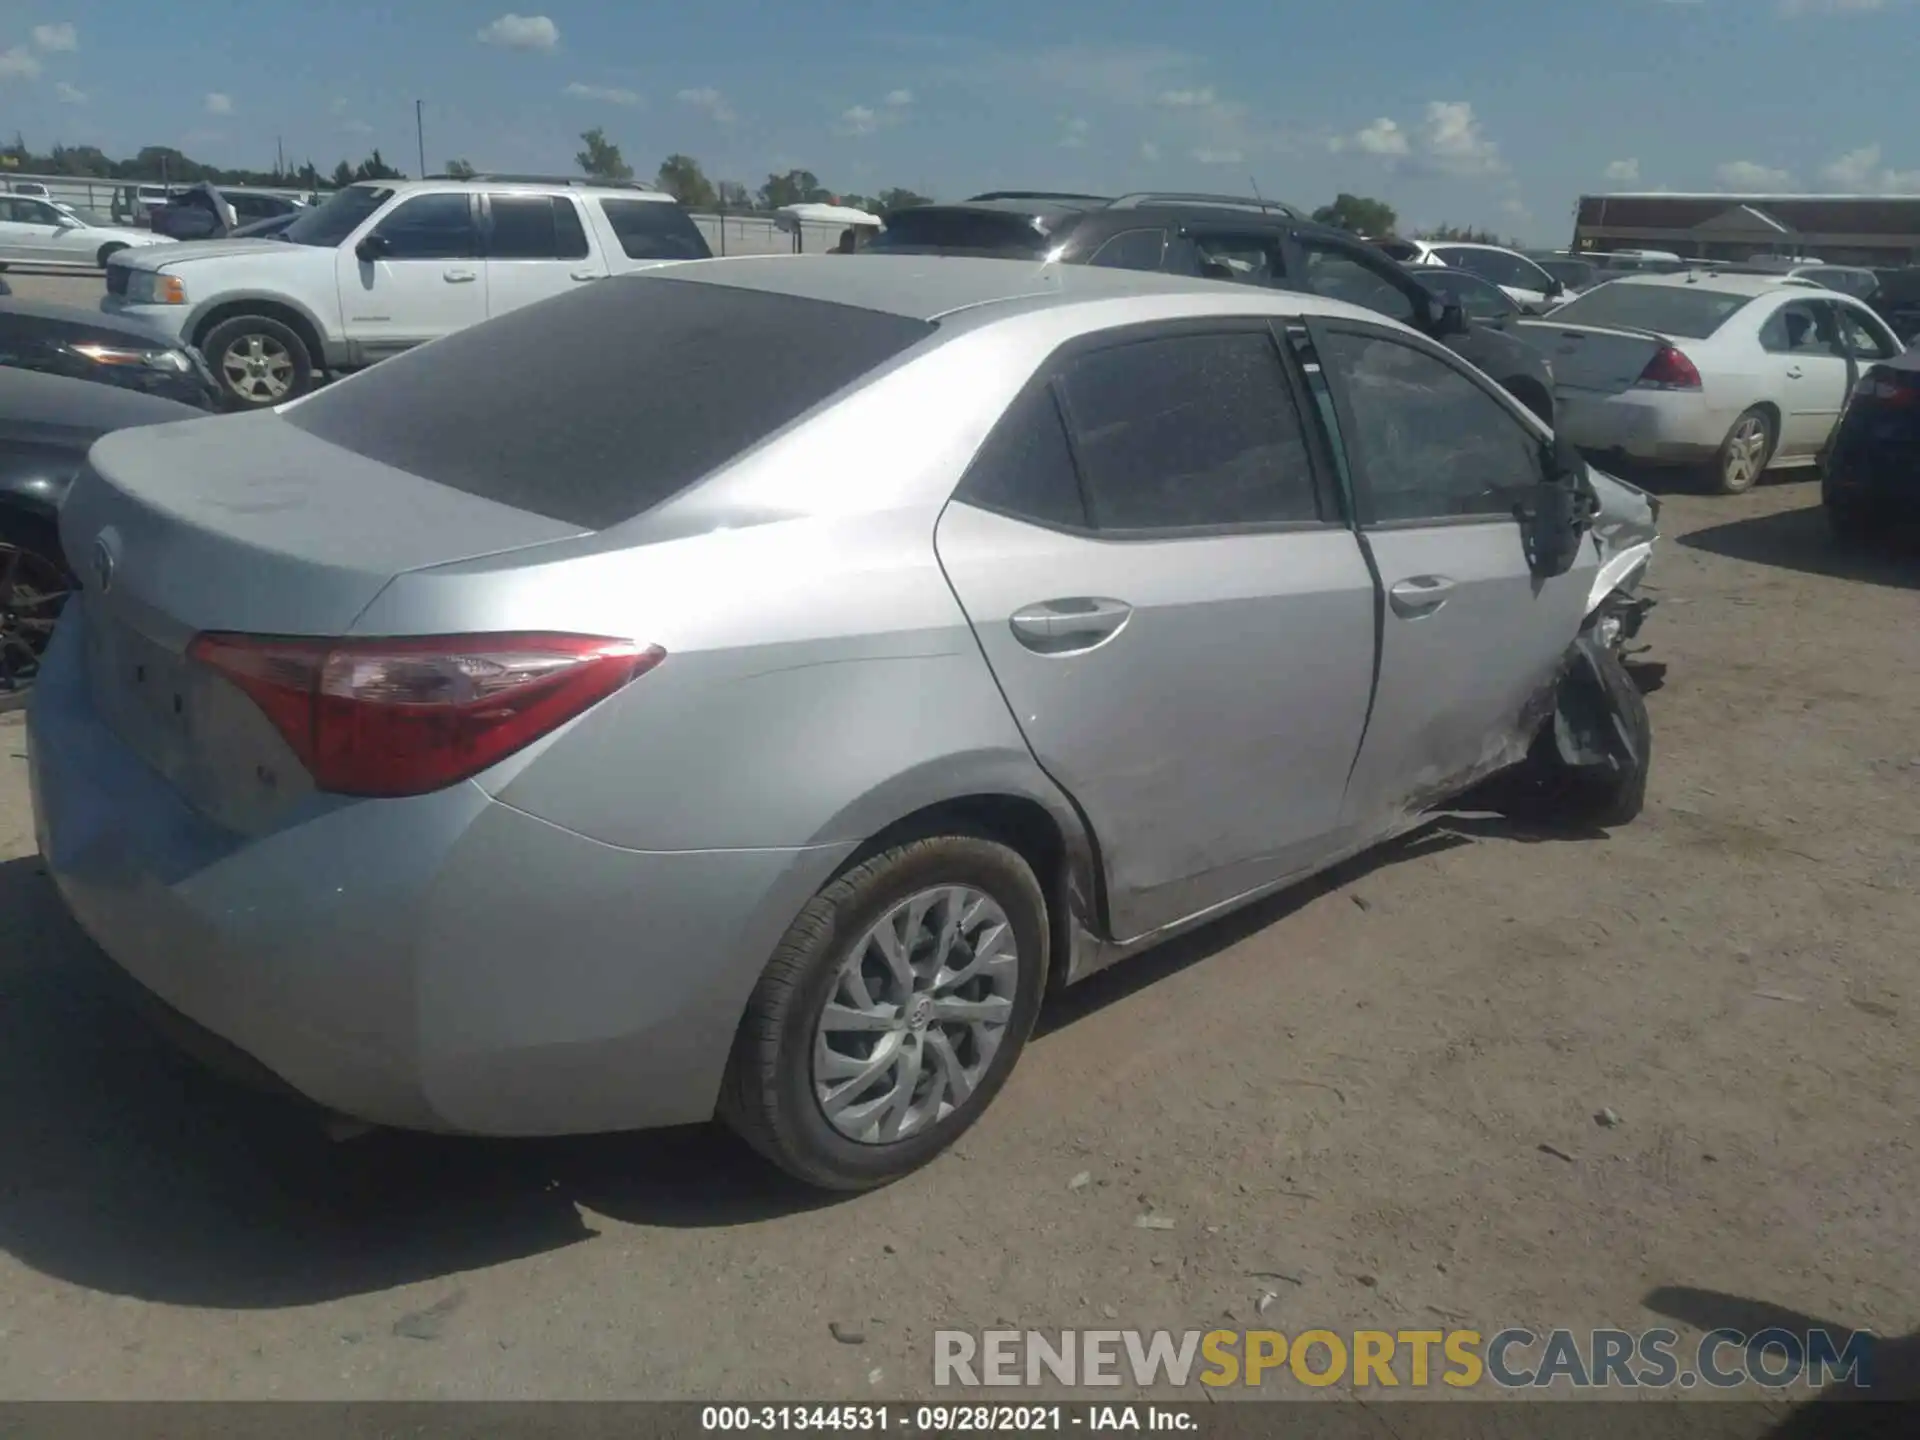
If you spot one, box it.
[1058,331,1321,530]
[1835,305,1900,360]
[370,193,478,259]
[597,199,712,260]
[4,198,62,225]
[1434,247,1550,292]
[1320,331,1541,524]
[1293,241,1418,324]
[1417,270,1517,322]
[486,195,590,260]
[1088,228,1167,272]
[1189,233,1281,285]
[1758,300,1839,355]
[283,275,934,530]
[956,385,1087,529]
[866,207,1050,255]
[1547,283,1752,339]
[282,184,393,247]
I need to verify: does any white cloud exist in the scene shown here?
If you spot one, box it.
[1351,117,1409,156]
[0,46,42,79]
[1191,146,1243,165]
[1823,144,1881,187]
[1883,168,1920,194]
[204,91,233,116]
[1714,158,1796,189]
[1139,140,1161,162]
[54,79,85,103]
[1155,86,1217,109]
[32,22,78,51]
[884,88,913,107]
[1059,116,1090,150]
[1604,158,1641,183]
[1779,0,1892,13]
[1500,197,1532,221]
[677,87,737,125]
[565,81,640,105]
[1422,100,1503,176]
[837,104,878,136]
[476,13,559,51]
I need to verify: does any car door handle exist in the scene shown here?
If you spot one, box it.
[1785,365,1803,379]
[1388,576,1455,618]
[1009,598,1133,652]
[443,268,477,283]
[569,268,601,282]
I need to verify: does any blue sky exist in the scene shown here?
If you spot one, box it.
[3,0,1918,242]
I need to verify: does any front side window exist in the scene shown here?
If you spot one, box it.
[1088,228,1167,272]
[1057,331,1321,530]
[370,193,479,260]
[282,184,394,247]
[1319,330,1542,525]
[1294,241,1419,324]
[596,199,712,260]
[1834,304,1900,360]
[1759,300,1840,356]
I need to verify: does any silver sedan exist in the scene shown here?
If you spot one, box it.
[28,256,1654,1190]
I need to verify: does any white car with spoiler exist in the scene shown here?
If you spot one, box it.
[1513,272,1908,494]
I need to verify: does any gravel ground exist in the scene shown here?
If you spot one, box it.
[0,406,1915,1409]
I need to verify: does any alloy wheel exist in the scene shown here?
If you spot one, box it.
[220,332,296,404]
[812,885,1020,1144]
[1723,416,1768,490]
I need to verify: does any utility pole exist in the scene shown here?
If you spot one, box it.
[415,100,426,180]
[276,135,285,178]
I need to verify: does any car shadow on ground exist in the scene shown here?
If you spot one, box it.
[1643,1285,1917,1436]
[1679,504,1919,590]
[0,791,1631,1309]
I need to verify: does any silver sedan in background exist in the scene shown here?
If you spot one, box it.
[29,256,1653,1191]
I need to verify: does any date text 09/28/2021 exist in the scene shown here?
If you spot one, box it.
[701,1405,1195,1431]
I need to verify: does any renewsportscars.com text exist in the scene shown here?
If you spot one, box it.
[933,1327,1877,1391]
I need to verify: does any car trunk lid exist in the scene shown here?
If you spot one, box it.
[1513,319,1672,397]
[59,412,587,831]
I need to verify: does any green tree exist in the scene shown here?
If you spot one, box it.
[1417,223,1502,243]
[331,160,356,189]
[575,127,633,182]
[876,186,933,214]
[715,179,752,210]
[655,153,717,209]
[1311,193,1398,236]
[443,158,477,179]
[353,149,405,182]
[757,168,829,209]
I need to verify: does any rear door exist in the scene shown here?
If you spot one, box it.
[336,191,488,359]
[481,193,603,317]
[933,321,1377,940]
[1303,319,1597,832]
[1757,298,1855,457]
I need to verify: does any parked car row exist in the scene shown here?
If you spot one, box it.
[13,221,1663,1189]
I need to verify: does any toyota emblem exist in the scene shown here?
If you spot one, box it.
[91,535,115,594]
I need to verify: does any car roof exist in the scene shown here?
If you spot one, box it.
[630,252,1393,327]
[1596,271,1840,300]
[1426,241,1530,256]
[358,176,675,200]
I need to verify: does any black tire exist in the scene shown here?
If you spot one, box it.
[720,835,1049,1192]
[1711,406,1774,495]
[200,313,315,410]
[1534,640,1652,828]
[0,511,72,713]
[95,242,129,269]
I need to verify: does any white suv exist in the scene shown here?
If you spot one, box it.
[102,176,712,407]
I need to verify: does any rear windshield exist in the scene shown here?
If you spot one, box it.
[282,275,935,529]
[1545,283,1752,339]
[867,207,1050,255]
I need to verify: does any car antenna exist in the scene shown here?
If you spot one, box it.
[1249,175,1272,213]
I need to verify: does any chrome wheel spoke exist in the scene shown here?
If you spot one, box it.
[924,1028,976,1111]
[929,993,1012,1027]
[819,1000,898,1034]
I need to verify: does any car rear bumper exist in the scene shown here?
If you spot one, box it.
[1554,390,1732,463]
[27,602,851,1137]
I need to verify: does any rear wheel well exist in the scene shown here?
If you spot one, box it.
[1506,375,1553,424]
[836,795,1094,990]
[1749,400,1782,438]
[191,301,325,371]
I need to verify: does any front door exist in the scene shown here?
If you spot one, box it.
[0,197,70,263]
[1759,299,1855,458]
[934,321,1377,940]
[337,191,488,361]
[1303,319,1599,834]
[481,193,606,319]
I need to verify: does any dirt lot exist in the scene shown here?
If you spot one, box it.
[1,466,1916,1405]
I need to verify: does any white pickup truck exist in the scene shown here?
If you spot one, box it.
[102,176,712,408]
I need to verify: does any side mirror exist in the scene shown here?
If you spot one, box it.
[354,233,390,263]
[1517,436,1600,580]
[1435,301,1469,336]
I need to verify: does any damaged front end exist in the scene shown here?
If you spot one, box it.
[1583,462,1661,657]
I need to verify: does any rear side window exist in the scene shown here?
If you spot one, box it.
[487,195,590,260]
[867,208,1050,255]
[281,276,935,529]
[1088,229,1167,272]
[596,199,712,260]
[956,386,1087,529]
[1057,331,1322,530]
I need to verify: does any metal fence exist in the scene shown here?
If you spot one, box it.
[3,172,854,255]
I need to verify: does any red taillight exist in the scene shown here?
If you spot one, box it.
[187,632,663,798]
[1635,346,1702,391]
[1857,369,1920,407]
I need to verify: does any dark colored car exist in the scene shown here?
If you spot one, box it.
[866,193,1557,422]
[1867,268,1920,349]
[150,183,304,241]
[229,212,298,240]
[0,297,220,407]
[1531,256,1600,292]
[1822,342,1920,540]
[0,368,207,706]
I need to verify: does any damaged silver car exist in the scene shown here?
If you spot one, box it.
[29,257,1655,1192]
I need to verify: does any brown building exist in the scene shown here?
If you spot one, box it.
[1572,193,1920,267]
